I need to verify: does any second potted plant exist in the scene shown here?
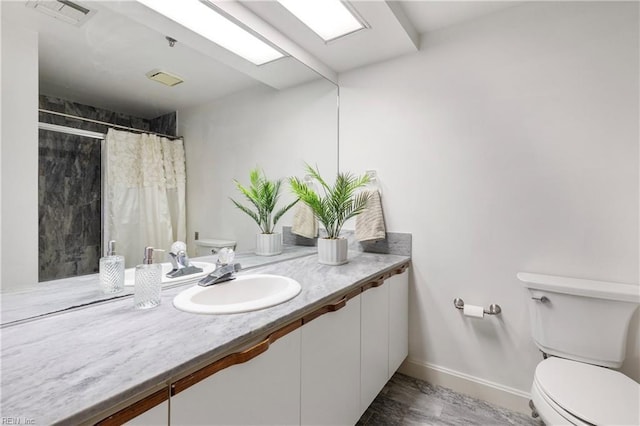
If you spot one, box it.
[290,164,370,265]
[231,168,298,256]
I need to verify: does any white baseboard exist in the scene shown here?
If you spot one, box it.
[398,358,532,415]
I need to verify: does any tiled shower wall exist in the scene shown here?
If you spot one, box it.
[38,130,102,282]
[38,95,176,282]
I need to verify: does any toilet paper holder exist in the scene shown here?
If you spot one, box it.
[453,298,502,315]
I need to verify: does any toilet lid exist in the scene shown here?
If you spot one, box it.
[535,357,640,425]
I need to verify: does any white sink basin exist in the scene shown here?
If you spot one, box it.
[173,274,301,314]
[124,262,216,287]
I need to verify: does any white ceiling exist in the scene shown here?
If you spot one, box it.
[400,1,518,34]
[242,1,420,73]
[1,0,523,118]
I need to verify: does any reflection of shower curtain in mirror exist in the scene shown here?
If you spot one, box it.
[104,129,186,268]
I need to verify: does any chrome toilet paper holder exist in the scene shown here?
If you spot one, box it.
[453,298,502,315]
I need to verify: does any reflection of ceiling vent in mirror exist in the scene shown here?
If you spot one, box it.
[26,1,96,27]
[146,70,184,87]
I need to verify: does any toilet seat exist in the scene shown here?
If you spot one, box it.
[533,357,640,425]
[532,378,588,425]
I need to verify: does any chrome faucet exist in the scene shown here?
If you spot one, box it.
[198,262,242,287]
[198,247,241,287]
[167,249,203,278]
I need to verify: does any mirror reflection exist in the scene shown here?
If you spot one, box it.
[1,0,337,323]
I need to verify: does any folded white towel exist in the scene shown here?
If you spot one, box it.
[291,202,318,239]
[356,190,386,242]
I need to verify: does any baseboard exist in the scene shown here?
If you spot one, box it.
[398,358,532,415]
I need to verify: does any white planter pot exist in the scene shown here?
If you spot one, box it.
[256,233,282,256]
[317,238,348,265]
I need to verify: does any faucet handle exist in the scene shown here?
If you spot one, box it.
[217,247,235,265]
[170,241,187,253]
[168,250,190,269]
[177,250,190,267]
[168,251,180,269]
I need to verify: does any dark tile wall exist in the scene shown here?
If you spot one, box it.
[150,112,177,137]
[38,130,101,281]
[39,95,177,135]
[38,95,177,281]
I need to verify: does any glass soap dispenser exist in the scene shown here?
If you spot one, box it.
[99,240,125,294]
[134,247,162,309]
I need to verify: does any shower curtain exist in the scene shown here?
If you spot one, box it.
[104,128,186,267]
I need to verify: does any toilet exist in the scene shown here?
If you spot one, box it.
[518,272,640,425]
[194,238,237,256]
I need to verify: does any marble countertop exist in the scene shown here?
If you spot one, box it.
[0,245,317,325]
[0,251,409,425]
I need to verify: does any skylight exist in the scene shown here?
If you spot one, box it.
[277,0,365,42]
[137,0,285,66]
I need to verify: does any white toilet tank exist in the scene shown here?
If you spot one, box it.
[194,238,237,256]
[518,272,639,368]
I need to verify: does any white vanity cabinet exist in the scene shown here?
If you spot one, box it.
[170,327,301,425]
[361,280,390,413]
[124,400,168,425]
[97,387,170,426]
[360,267,409,414]
[388,271,409,375]
[300,290,362,426]
[98,262,409,426]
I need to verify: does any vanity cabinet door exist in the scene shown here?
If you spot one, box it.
[360,267,410,414]
[301,294,361,426]
[388,269,409,376]
[360,282,390,414]
[170,328,301,425]
[97,388,169,426]
[124,400,168,425]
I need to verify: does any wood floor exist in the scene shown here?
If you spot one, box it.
[357,373,542,426]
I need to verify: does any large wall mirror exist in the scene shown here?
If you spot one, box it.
[1,1,337,324]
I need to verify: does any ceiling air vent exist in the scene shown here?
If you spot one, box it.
[26,1,96,27]
[146,70,184,87]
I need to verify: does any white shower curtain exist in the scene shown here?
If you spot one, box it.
[104,128,186,267]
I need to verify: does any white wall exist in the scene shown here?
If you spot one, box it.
[179,78,337,253]
[339,1,639,410]
[1,17,39,291]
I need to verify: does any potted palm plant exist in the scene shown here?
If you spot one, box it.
[289,164,370,265]
[231,168,298,256]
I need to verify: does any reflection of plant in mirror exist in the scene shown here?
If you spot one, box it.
[289,164,371,239]
[231,168,299,234]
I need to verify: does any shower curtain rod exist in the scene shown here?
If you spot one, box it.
[39,122,105,140]
[38,109,181,140]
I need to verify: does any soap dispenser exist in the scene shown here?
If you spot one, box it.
[134,247,162,309]
[99,240,125,294]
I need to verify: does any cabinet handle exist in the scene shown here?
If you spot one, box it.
[361,278,385,292]
[302,295,348,324]
[371,278,385,288]
[171,320,302,396]
[171,338,270,395]
[96,388,169,425]
[395,263,409,274]
[328,296,348,311]
[236,337,271,363]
